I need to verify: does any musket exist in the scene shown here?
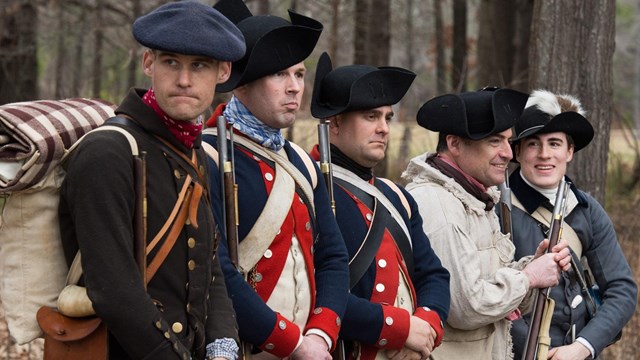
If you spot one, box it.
[133,151,147,287]
[317,119,345,360]
[217,116,245,359]
[498,169,513,240]
[522,179,571,360]
[217,116,240,271]
[318,120,336,214]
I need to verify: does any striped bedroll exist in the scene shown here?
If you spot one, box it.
[0,98,116,192]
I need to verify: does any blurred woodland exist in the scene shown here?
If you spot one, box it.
[1,0,638,358]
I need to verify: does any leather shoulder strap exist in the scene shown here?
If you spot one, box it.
[377,177,411,218]
[511,194,583,258]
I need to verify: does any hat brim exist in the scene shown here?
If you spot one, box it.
[514,111,594,151]
[216,12,322,92]
[311,56,416,119]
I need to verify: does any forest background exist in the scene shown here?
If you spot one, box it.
[1,0,638,358]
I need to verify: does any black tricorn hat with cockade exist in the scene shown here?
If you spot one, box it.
[213,0,323,92]
[416,87,529,140]
[311,52,416,119]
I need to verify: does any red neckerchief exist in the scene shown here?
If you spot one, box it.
[142,88,202,148]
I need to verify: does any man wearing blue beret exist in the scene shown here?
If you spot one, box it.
[202,0,349,359]
[59,1,245,359]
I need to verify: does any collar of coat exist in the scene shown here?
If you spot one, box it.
[402,152,499,216]
[509,167,588,214]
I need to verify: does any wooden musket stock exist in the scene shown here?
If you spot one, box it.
[217,116,240,270]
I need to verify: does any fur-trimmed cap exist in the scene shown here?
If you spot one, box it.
[213,0,323,92]
[310,52,416,119]
[417,87,528,140]
[513,89,594,152]
[132,1,245,61]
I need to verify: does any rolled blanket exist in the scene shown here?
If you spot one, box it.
[0,98,115,192]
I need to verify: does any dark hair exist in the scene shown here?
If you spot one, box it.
[436,133,448,153]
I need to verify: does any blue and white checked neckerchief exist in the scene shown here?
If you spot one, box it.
[224,95,285,151]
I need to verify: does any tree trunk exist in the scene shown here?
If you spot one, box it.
[128,0,142,90]
[529,0,615,203]
[54,1,67,99]
[328,0,340,61]
[0,1,38,103]
[353,0,370,64]
[511,0,533,92]
[255,0,270,15]
[71,4,88,97]
[434,0,446,94]
[92,1,104,98]
[476,0,517,88]
[451,0,467,92]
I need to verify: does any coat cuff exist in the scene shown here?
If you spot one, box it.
[414,307,444,347]
[304,307,341,351]
[377,305,410,349]
[259,313,301,358]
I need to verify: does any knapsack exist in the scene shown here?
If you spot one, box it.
[0,98,117,344]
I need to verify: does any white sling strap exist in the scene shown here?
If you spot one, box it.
[332,165,411,247]
[202,128,316,272]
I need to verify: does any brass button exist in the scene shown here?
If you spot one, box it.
[155,321,162,329]
[172,322,184,334]
[185,218,191,225]
[173,169,181,179]
[188,237,196,248]
[199,165,205,174]
[186,303,192,313]
[188,260,196,270]
[164,331,171,339]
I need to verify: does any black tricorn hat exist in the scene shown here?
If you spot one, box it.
[213,0,323,92]
[310,52,416,119]
[416,87,529,140]
[513,90,594,152]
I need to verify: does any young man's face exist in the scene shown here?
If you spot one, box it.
[330,106,393,168]
[515,132,574,189]
[234,62,306,129]
[449,128,513,187]
[143,50,230,122]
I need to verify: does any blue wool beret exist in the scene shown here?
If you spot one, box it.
[132,1,246,62]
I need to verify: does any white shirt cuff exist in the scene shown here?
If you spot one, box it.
[576,337,595,358]
[305,329,332,350]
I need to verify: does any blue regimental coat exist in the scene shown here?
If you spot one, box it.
[508,168,637,358]
[333,173,450,359]
[204,109,349,358]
